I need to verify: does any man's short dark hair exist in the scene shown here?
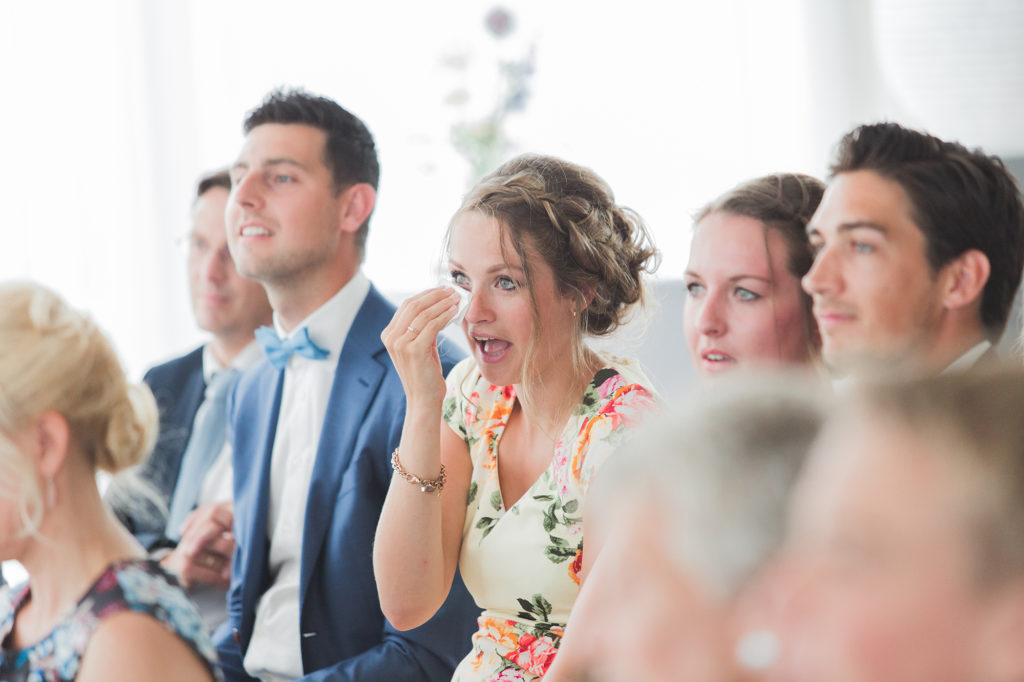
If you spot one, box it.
[831,122,1024,339]
[196,168,231,200]
[243,88,380,258]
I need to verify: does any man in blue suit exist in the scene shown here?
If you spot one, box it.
[214,88,476,681]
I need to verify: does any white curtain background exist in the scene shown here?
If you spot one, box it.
[2,0,820,377]
[2,0,1023,583]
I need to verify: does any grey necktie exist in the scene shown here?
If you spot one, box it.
[164,368,240,540]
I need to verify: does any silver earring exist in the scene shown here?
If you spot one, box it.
[45,477,57,509]
[734,629,779,670]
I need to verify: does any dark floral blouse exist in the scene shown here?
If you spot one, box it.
[0,559,220,681]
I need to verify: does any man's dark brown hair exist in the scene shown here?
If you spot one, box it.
[831,122,1024,339]
[243,88,380,259]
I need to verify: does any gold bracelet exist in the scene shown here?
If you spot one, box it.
[391,448,446,494]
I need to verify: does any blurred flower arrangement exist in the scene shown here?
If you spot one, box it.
[444,6,536,185]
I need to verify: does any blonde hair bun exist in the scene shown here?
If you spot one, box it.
[0,281,157,475]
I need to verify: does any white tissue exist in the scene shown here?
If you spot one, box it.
[440,281,472,325]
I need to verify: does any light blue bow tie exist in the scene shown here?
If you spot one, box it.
[256,325,329,370]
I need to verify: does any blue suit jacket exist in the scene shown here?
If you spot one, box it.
[214,285,477,681]
[111,346,206,550]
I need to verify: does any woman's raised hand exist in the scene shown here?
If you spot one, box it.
[381,287,460,408]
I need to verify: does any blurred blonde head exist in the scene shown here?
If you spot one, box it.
[578,373,827,682]
[784,366,1024,682]
[0,282,157,537]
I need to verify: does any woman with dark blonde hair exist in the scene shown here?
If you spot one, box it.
[374,154,660,680]
[684,173,824,379]
[0,282,219,681]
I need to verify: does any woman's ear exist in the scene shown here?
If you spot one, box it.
[31,410,71,478]
[578,285,597,311]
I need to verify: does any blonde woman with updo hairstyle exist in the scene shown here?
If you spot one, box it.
[375,154,661,680]
[0,283,219,681]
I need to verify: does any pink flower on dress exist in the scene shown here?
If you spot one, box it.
[506,633,560,677]
[494,667,530,681]
[464,390,481,429]
[596,373,625,399]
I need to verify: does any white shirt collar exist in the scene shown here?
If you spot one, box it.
[271,270,371,363]
[942,339,992,374]
[202,339,263,384]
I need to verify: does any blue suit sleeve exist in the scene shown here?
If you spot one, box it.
[214,619,257,682]
[293,626,456,682]
[295,396,475,682]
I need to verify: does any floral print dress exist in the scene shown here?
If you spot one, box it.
[444,357,658,681]
[0,559,220,681]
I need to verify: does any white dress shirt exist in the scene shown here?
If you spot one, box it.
[244,272,370,682]
[942,339,992,374]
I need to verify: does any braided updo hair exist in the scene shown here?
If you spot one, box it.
[0,282,158,535]
[449,154,659,388]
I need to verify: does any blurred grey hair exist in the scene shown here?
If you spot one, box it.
[594,373,827,601]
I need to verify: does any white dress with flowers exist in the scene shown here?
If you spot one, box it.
[443,357,658,681]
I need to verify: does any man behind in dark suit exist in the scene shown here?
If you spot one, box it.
[802,122,1024,377]
[108,169,272,626]
[214,88,476,681]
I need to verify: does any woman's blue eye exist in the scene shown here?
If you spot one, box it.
[852,241,873,254]
[450,271,469,287]
[275,175,294,184]
[685,282,705,297]
[497,276,518,291]
[736,288,761,302]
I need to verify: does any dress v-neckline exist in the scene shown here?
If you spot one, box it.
[484,365,621,513]
[490,406,566,514]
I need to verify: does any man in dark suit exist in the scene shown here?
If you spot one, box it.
[109,170,272,627]
[802,122,1024,377]
[214,88,476,681]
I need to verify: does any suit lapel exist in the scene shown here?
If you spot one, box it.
[180,361,207,424]
[239,367,286,616]
[298,288,391,598]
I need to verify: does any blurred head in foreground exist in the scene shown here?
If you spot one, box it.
[784,367,1024,682]
[576,375,826,681]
